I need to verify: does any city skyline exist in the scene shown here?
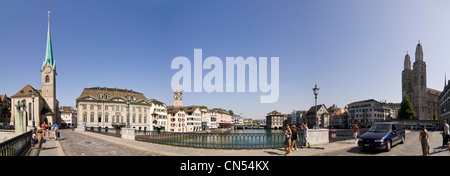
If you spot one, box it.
[1,0,450,119]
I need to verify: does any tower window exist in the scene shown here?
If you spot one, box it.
[45,75,50,83]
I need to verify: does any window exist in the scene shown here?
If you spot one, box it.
[104,94,109,99]
[132,115,136,123]
[139,114,142,123]
[45,75,50,83]
[105,114,109,123]
[98,93,103,99]
[90,113,94,122]
[98,114,102,123]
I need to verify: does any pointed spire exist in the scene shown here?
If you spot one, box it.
[41,11,55,71]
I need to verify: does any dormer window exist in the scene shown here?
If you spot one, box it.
[98,93,103,99]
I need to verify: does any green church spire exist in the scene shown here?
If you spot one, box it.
[41,11,55,71]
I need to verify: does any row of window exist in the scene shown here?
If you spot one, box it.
[83,114,150,124]
[80,104,166,113]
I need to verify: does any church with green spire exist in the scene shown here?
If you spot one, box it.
[10,11,60,130]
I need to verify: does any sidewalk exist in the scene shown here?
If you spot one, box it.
[28,137,65,156]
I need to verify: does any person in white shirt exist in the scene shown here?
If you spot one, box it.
[444,120,450,151]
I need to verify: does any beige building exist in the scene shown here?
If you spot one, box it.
[266,110,286,129]
[304,104,330,128]
[76,87,160,132]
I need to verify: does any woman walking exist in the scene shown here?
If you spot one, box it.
[35,123,44,151]
[283,124,292,156]
[291,125,299,152]
[419,125,430,156]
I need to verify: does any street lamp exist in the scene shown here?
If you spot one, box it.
[126,99,130,128]
[312,84,319,129]
[31,91,36,130]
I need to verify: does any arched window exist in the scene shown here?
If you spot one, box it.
[45,75,50,83]
[98,93,103,99]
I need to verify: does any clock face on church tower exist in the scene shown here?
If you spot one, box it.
[174,93,182,100]
[44,66,52,74]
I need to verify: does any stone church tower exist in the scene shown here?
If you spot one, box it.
[173,83,183,107]
[402,41,440,120]
[40,11,59,125]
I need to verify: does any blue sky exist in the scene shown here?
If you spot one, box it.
[1,0,450,119]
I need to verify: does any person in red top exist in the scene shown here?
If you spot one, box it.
[353,124,359,144]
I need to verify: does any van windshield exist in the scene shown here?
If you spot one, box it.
[368,124,391,133]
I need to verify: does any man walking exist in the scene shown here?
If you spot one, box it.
[353,123,359,144]
[444,120,449,151]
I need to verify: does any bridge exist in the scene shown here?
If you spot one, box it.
[233,124,265,129]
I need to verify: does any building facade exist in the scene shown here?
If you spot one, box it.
[59,106,76,128]
[210,108,232,127]
[266,110,286,129]
[304,104,330,128]
[149,99,168,132]
[0,94,11,126]
[402,42,441,120]
[348,99,391,127]
[76,87,156,131]
[439,80,450,123]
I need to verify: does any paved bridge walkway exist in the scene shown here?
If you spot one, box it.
[28,129,450,156]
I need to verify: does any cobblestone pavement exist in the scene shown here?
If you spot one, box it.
[318,131,450,156]
[58,129,160,156]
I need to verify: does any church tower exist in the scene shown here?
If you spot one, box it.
[173,83,183,107]
[41,11,57,123]
[412,41,427,120]
[402,52,413,99]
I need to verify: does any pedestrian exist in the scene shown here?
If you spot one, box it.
[42,122,47,138]
[444,120,450,151]
[283,124,292,156]
[418,125,430,156]
[301,122,310,148]
[291,125,299,152]
[35,123,44,151]
[31,134,37,148]
[52,123,59,140]
[47,122,52,140]
[353,123,360,144]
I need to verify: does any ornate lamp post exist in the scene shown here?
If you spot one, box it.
[313,84,320,129]
[31,91,36,130]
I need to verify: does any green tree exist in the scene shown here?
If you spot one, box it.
[398,95,416,120]
[228,110,234,116]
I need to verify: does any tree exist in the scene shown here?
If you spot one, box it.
[398,95,416,120]
[228,110,234,116]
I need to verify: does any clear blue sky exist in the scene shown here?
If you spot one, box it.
[1,0,450,119]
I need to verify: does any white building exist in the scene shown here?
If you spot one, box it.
[200,107,211,130]
[149,99,167,132]
[232,114,244,125]
[347,99,392,128]
[59,106,76,128]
